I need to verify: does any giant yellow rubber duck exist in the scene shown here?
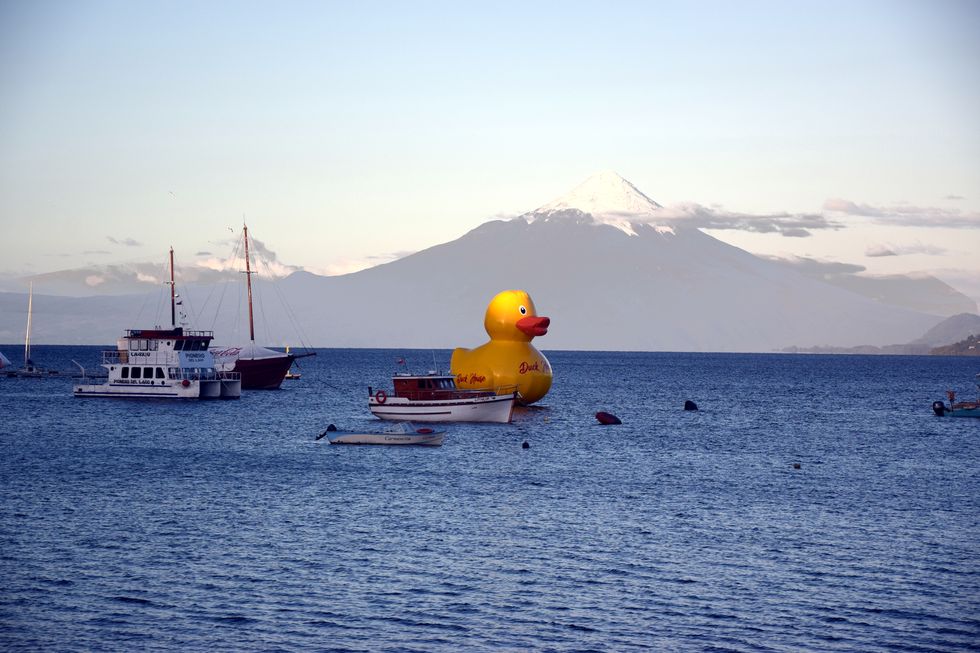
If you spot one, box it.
[451,290,553,404]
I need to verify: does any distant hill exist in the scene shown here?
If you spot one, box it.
[783,313,980,355]
[912,313,980,347]
[0,172,948,351]
[931,334,980,356]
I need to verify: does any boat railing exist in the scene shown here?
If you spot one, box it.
[219,371,241,381]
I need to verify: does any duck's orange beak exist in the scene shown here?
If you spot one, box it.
[517,315,550,337]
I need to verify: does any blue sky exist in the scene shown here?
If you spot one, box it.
[1,0,978,297]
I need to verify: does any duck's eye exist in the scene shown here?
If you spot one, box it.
[519,306,527,315]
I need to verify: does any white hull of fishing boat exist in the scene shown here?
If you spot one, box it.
[369,394,515,423]
[320,422,446,446]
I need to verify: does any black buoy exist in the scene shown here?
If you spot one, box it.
[522,440,530,449]
[684,400,698,411]
[595,411,622,425]
[793,462,801,470]
[932,400,948,416]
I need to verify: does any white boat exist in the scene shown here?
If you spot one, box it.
[319,422,446,446]
[73,249,241,400]
[368,372,516,423]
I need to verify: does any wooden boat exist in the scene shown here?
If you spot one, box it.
[210,224,314,389]
[368,372,516,423]
[933,377,980,418]
[318,422,446,446]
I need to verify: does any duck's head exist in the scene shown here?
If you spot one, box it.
[484,290,550,342]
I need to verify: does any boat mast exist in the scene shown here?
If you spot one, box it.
[169,247,176,328]
[24,281,32,366]
[243,224,255,343]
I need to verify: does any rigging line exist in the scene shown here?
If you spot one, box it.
[253,253,274,345]
[177,268,202,331]
[272,277,315,351]
[138,251,168,328]
[207,231,245,333]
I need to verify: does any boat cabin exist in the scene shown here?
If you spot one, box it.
[391,374,495,401]
[101,327,220,382]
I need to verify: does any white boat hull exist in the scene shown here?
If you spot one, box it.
[369,392,516,423]
[74,379,205,399]
[328,431,445,446]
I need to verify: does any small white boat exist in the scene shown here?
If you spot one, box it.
[368,372,516,423]
[319,422,446,446]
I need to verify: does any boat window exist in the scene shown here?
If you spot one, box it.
[139,339,148,351]
[156,367,165,379]
[121,367,129,379]
[144,367,153,378]
[150,340,158,351]
[131,367,141,379]
[173,340,183,351]
[168,368,177,379]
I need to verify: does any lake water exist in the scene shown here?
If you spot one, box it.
[1,346,979,651]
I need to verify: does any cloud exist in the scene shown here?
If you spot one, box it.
[763,255,866,276]
[310,250,415,276]
[107,236,143,247]
[83,249,111,255]
[944,194,964,201]
[823,198,980,228]
[655,202,843,238]
[865,243,947,258]
[195,251,212,256]
[196,235,302,279]
[866,245,897,257]
[85,275,105,286]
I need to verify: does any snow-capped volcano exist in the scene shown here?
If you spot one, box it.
[528,170,668,236]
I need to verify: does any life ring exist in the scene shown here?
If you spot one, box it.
[181,379,190,387]
[375,390,387,404]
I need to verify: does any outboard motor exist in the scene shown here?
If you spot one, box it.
[932,400,948,416]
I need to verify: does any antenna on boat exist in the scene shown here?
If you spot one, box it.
[242,222,256,344]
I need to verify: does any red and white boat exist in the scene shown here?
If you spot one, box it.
[209,224,314,389]
[368,372,517,423]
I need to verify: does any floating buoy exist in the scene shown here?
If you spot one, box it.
[684,400,698,411]
[793,463,801,470]
[595,411,622,425]
[522,440,530,449]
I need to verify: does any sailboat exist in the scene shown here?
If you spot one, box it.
[10,283,58,378]
[210,224,314,389]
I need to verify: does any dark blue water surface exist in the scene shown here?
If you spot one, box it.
[2,346,979,651]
